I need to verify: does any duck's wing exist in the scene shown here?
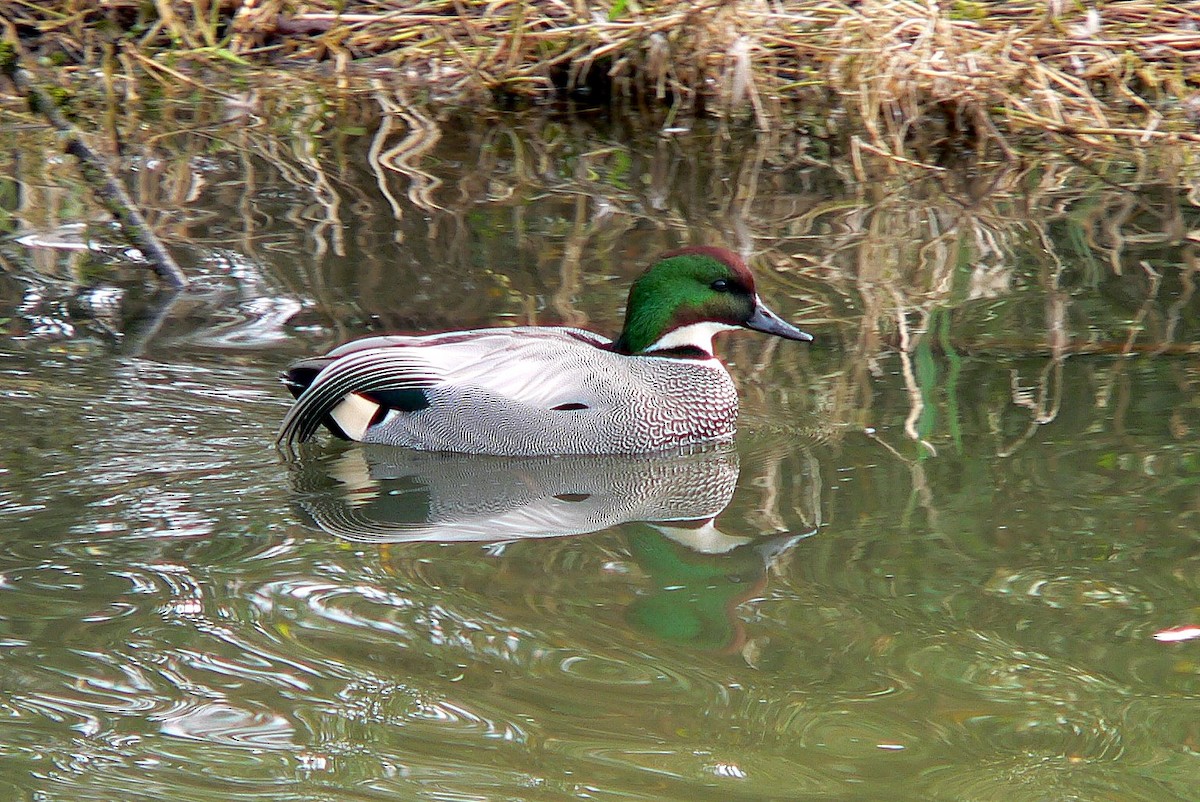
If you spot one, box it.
[277,346,443,445]
[277,327,612,447]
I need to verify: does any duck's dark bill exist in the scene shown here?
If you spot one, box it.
[745,303,814,342]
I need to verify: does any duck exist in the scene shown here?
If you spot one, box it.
[277,246,812,455]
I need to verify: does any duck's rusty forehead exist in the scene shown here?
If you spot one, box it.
[660,245,755,287]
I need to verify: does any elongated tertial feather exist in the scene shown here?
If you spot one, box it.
[276,348,442,446]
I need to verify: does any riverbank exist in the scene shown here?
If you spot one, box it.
[1,0,1197,314]
[5,0,1200,160]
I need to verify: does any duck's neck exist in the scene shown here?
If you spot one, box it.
[619,321,739,357]
[630,321,737,358]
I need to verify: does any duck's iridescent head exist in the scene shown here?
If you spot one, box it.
[615,246,813,357]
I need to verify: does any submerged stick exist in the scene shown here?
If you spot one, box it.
[6,58,189,288]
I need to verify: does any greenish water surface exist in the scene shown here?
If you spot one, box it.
[0,102,1197,801]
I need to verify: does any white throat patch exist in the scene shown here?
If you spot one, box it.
[645,321,739,356]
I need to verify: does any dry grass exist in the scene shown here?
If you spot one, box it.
[3,0,1200,160]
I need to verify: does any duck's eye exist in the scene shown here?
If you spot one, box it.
[710,279,731,292]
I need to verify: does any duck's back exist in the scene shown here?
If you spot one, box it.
[280,326,739,455]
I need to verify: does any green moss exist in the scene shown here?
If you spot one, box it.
[27,84,73,116]
[46,86,72,108]
[950,0,988,21]
[0,42,16,77]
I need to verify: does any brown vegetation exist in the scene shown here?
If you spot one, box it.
[4,1,1200,158]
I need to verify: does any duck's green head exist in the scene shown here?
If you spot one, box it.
[614,246,813,357]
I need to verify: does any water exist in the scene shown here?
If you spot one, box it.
[0,97,1198,801]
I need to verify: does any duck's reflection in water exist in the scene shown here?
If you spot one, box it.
[289,444,813,651]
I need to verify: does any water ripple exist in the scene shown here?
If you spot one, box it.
[553,651,689,688]
[904,633,1128,705]
[154,701,296,748]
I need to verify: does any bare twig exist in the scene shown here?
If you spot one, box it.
[5,51,189,287]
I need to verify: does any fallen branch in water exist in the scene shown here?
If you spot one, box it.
[2,40,189,288]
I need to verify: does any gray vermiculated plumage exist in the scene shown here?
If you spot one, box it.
[278,326,739,456]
